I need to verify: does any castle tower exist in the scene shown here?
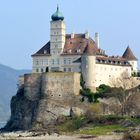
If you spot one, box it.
[49,5,66,71]
[81,43,96,92]
[50,5,66,55]
[122,46,138,72]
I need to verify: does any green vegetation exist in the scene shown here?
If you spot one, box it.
[78,124,127,135]
[57,114,140,135]
[80,88,94,102]
[57,116,87,132]
[80,84,111,103]
[132,71,140,77]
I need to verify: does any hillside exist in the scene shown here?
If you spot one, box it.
[0,64,30,122]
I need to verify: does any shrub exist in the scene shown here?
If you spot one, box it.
[85,103,102,122]
[80,88,94,102]
[57,116,87,132]
[123,132,140,140]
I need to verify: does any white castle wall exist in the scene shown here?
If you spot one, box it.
[128,60,138,72]
[95,63,131,87]
[32,55,81,73]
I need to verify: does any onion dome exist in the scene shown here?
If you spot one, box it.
[51,5,64,21]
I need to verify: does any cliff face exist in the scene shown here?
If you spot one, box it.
[3,72,85,131]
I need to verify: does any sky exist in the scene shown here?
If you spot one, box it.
[0,0,140,69]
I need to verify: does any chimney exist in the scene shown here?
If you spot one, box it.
[71,32,75,38]
[85,31,89,39]
[95,32,100,48]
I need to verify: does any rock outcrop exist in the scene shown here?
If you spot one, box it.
[3,72,86,131]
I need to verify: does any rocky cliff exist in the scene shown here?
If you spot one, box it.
[3,72,86,131]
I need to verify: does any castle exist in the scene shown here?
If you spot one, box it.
[31,6,138,91]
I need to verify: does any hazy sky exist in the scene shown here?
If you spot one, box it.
[0,0,140,69]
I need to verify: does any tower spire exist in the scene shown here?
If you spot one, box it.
[51,5,64,21]
[57,4,59,11]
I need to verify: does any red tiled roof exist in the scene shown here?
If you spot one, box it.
[96,56,131,66]
[122,46,137,60]
[32,34,99,56]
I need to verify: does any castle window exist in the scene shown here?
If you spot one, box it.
[36,60,39,65]
[57,59,59,65]
[68,68,71,72]
[45,59,48,65]
[64,68,66,72]
[68,58,71,64]
[41,68,44,72]
[44,50,47,54]
[64,59,66,64]
[55,44,58,48]
[77,49,81,53]
[52,59,54,65]
[36,68,39,73]
[108,60,111,64]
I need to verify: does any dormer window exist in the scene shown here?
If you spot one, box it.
[77,49,81,53]
[44,50,47,54]
[69,49,72,53]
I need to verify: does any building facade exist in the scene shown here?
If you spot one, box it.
[32,6,138,90]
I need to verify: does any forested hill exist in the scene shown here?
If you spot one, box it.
[0,64,30,122]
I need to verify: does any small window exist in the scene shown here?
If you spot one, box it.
[68,68,71,72]
[36,60,39,65]
[55,44,58,48]
[64,59,66,64]
[44,50,47,54]
[41,68,43,72]
[36,68,39,73]
[68,58,71,64]
[57,59,59,65]
[52,59,54,65]
[64,68,66,72]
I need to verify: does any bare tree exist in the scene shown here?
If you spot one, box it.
[110,72,139,90]
[108,72,140,116]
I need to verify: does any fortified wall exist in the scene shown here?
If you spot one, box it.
[23,72,80,101]
[4,72,83,131]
